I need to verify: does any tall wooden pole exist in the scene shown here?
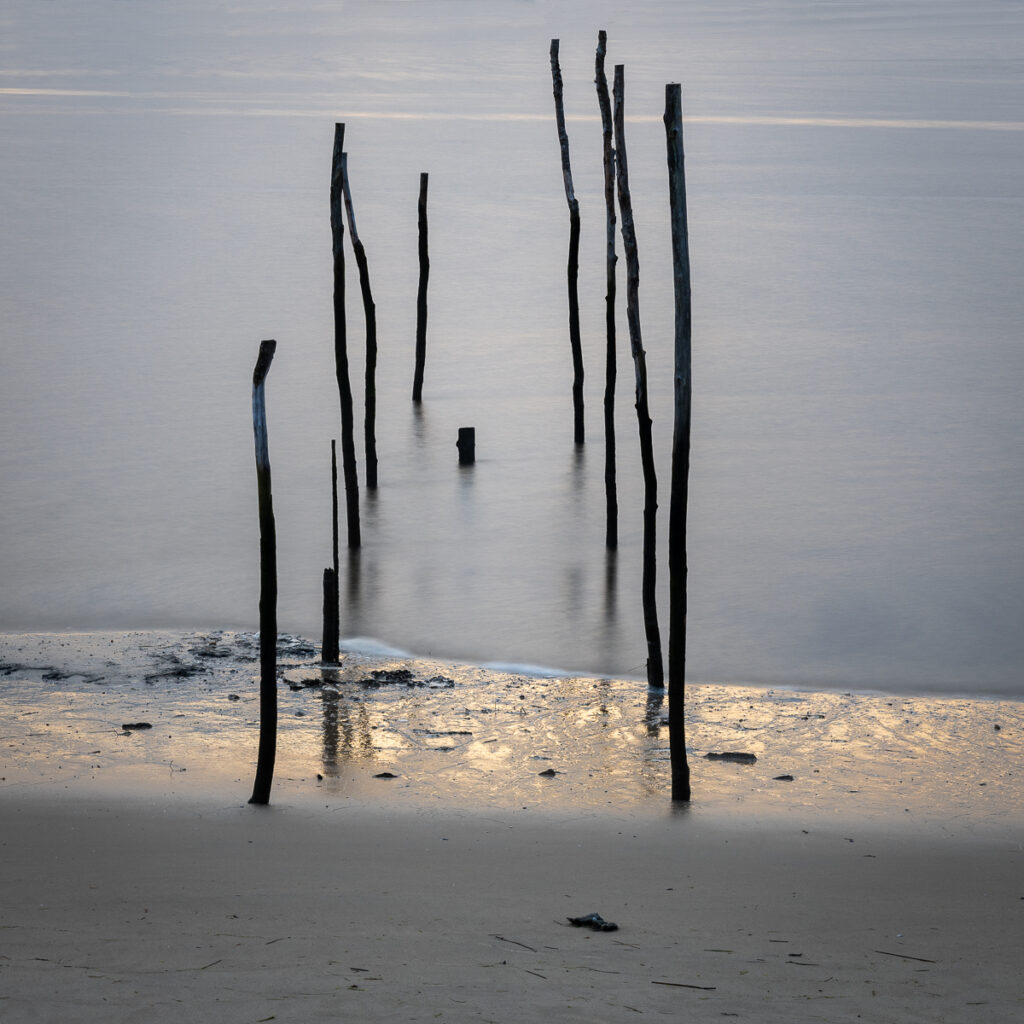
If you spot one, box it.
[412,172,429,403]
[330,123,361,547]
[665,83,693,801]
[550,38,585,445]
[341,152,379,489]
[595,30,618,549]
[614,64,664,689]
[249,339,278,806]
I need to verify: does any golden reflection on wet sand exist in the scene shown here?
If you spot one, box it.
[1,631,1020,830]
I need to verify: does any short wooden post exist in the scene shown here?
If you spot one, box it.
[330,123,361,548]
[595,30,618,549]
[457,427,476,465]
[340,152,379,489]
[321,439,340,664]
[412,172,429,403]
[665,82,693,801]
[550,38,585,445]
[249,338,278,806]
[614,64,664,690]
[322,567,339,664]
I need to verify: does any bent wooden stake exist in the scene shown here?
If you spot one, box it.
[249,338,278,806]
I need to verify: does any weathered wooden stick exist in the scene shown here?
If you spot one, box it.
[412,172,429,403]
[664,82,693,801]
[321,439,340,664]
[595,30,618,549]
[330,123,361,547]
[614,64,665,689]
[550,38,585,445]
[341,152,379,489]
[457,427,476,465]
[331,438,340,581]
[249,338,278,806]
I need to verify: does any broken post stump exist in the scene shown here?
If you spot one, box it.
[322,567,340,664]
[457,427,476,465]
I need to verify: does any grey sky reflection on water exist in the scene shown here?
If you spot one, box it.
[1,1,1023,695]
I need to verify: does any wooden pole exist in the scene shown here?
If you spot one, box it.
[665,83,693,801]
[595,30,618,549]
[550,38,585,446]
[249,338,278,806]
[321,439,340,664]
[330,123,361,548]
[412,172,429,403]
[341,152,379,489]
[613,64,665,689]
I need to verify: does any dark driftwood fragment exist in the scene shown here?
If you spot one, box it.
[651,982,717,990]
[340,152,379,489]
[412,172,429,403]
[595,30,618,549]
[874,950,938,964]
[330,123,361,548]
[550,38,585,445]
[249,338,278,806]
[664,82,693,802]
[457,427,475,465]
[613,64,664,689]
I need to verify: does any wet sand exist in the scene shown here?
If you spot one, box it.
[2,630,1022,1021]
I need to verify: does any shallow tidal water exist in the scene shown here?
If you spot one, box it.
[2,630,1020,831]
[2,2,1023,696]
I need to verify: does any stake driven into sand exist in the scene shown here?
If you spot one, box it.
[250,338,278,806]
[613,64,664,690]
[664,83,692,802]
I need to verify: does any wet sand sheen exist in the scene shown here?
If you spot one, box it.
[2,630,1022,1020]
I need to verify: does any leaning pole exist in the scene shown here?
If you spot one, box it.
[550,38,585,445]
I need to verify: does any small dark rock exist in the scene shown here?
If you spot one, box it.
[371,668,414,683]
[568,912,618,932]
[705,751,758,764]
[144,664,204,683]
[374,771,398,779]
[538,768,560,778]
[227,694,240,701]
[121,722,153,731]
[773,774,795,782]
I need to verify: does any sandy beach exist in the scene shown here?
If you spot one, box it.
[2,631,1022,1022]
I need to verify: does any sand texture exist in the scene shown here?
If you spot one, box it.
[2,630,1022,1021]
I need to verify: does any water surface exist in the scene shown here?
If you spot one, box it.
[2,1,1022,695]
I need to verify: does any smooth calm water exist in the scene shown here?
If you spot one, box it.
[2,1,1023,695]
